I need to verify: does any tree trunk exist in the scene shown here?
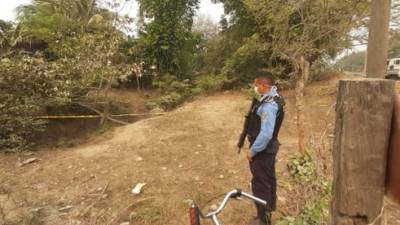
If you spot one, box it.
[294,56,309,154]
[331,79,395,225]
[100,74,114,127]
[136,75,141,92]
[366,0,391,78]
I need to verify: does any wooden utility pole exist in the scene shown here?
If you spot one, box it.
[331,80,395,225]
[365,0,391,78]
[331,1,395,224]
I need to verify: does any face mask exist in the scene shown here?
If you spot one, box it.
[254,86,259,94]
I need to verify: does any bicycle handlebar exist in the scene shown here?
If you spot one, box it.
[194,188,267,219]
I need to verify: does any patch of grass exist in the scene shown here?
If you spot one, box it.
[96,123,112,134]
[131,204,165,225]
[277,192,330,225]
[56,137,77,148]
[280,152,332,225]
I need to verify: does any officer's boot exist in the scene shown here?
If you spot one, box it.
[265,211,272,225]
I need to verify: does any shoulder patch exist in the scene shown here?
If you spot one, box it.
[261,111,268,122]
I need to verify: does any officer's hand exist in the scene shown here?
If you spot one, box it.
[246,150,253,162]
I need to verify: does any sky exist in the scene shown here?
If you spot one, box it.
[0,0,224,22]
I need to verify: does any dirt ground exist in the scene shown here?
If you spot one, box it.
[0,75,399,225]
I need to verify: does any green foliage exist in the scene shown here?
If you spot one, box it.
[244,0,368,60]
[281,150,332,225]
[212,0,369,83]
[194,74,228,93]
[147,73,230,110]
[15,0,112,43]
[0,56,72,151]
[0,16,128,152]
[147,92,186,111]
[0,20,14,49]
[287,152,316,183]
[277,179,331,225]
[147,74,193,110]
[389,32,400,58]
[277,199,328,225]
[56,137,77,148]
[136,0,200,78]
[193,35,228,75]
[222,34,267,84]
[153,74,193,97]
[334,51,366,72]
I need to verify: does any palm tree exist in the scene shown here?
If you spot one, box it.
[0,20,14,53]
[15,0,108,43]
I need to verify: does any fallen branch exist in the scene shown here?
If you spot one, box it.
[80,181,110,217]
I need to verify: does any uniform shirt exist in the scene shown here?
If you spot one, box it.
[250,87,279,157]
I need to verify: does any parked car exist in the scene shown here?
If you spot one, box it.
[386,58,400,79]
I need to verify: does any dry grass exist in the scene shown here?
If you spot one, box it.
[0,74,399,225]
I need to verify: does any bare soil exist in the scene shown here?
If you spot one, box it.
[0,75,399,225]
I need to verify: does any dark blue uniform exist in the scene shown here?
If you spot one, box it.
[248,87,284,224]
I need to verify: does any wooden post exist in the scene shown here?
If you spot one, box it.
[294,56,309,154]
[387,94,400,204]
[331,79,395,225]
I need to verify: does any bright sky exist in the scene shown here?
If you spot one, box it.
[0,0,224,22]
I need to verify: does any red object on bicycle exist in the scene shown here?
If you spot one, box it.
[189,204,201,225]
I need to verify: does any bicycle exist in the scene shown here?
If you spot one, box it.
[188,188,267,225]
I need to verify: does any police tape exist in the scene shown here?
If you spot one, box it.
[34,112,166,119]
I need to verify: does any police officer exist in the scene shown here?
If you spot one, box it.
[245,72,284,225]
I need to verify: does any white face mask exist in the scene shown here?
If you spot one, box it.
[254,86,259,95]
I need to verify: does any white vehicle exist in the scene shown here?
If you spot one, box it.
[386,58,400,79]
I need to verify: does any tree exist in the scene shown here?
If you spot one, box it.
[0,0,133,151]
[135,0,200,78]
[389,31,400,58]
[193,14,219,40]
[15,0,111,44]
[244,0,369,153]
[0,20,14,54]
[365,0,391,78]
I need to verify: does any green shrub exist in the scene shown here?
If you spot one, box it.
[277,180,331,225]
[56,137,77,148]
[280,151,331,225]
[0,56,74,152]
[221,34,267,84]
[148,73,231,111]
[277,200,327,225]
[194,74,228,93]
[287,152,316,183]
[146,92,185,110]
[147,74,193,110]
